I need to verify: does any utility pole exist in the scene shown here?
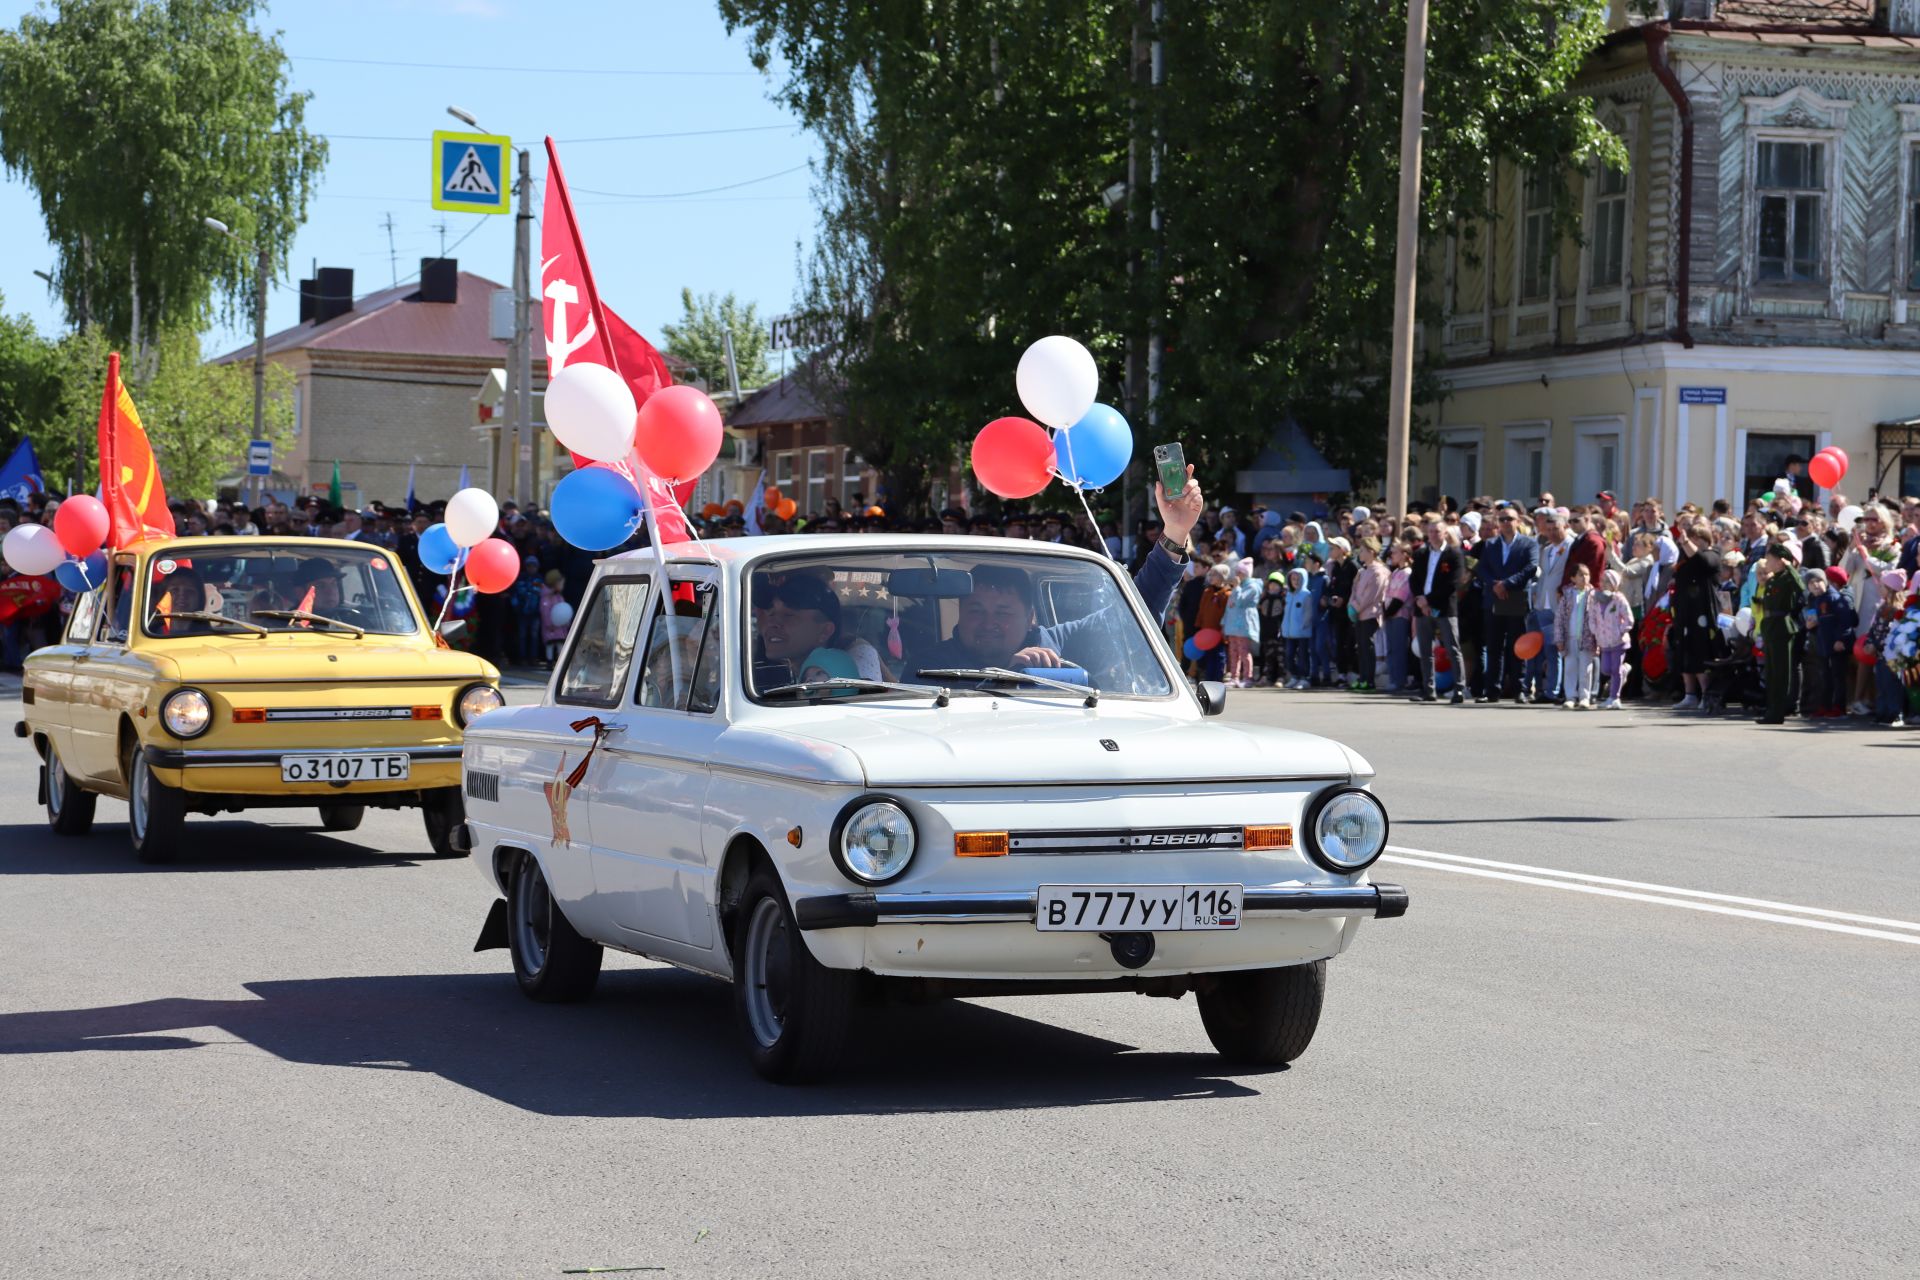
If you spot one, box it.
[1383,0,1430,520]
[253,240,269,507]
[512,146,535,506]
[382,212,398,286]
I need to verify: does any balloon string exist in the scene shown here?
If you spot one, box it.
[648,481,718,566]
[1055,429,1117,563]
[434,564,465,630]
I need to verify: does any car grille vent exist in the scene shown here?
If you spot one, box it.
[1007,826,1246,856]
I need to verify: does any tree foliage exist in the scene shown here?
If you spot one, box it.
[661,287,772,396]
[0,295,292,496]
[718,0,1612,508]
[0,0,327,356]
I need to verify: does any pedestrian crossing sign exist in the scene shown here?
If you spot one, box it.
[432,131,511,214]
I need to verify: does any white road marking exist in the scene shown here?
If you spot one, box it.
[1381,847,1920,948]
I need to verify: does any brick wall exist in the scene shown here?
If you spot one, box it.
[305,365,492,506]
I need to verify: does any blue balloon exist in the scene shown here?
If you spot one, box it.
[1183,637,1203,661]
[418,522,466,575]
[1053,403,1132,490]
[53,551,108,593]
[552,465,645,551]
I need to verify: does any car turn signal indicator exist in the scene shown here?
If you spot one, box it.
[1243,825,1294,850]
[411,706,444,720]
[954,831,1009,858]
[232,708,266,723]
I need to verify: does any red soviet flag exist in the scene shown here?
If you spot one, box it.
[541,138,691,543]
[97,352,176,548]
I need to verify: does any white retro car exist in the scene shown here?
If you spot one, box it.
[461,533,1406,1082]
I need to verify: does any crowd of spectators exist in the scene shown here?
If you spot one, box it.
[4,479,1916,728]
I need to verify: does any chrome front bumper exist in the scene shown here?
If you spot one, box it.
[794,882,1409,930]
[141,744,465,768]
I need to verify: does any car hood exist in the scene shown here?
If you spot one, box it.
[736,701,1366,787]
[138,639,496,684]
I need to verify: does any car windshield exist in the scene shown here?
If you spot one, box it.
[140,544,420,638]
[745,549,1175,701]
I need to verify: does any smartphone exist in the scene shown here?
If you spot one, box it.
[1153,443,1187,496]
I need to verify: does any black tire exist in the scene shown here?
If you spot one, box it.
[421,787,465,858]
[127,746,187,864]
[45,745,97,836]
[507,852,602,1002]
[318,803,365,833]
[731,867,856,1083]
[1197,960,1327,1066]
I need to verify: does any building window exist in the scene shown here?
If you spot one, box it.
[1756,140,1824,283]
[1438,436,1480,506]
[1505,429,1548,503]
[1909,147,1920,290]
[1590,164,1627,289]
[807,448,829,515]
[841,449,866,505]
[1520,169,1555,302]
[772,451,793,487]
[1744,433,1815,502]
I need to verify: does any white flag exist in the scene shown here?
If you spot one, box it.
[744,469,767,536]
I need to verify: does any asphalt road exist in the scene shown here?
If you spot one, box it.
[2,682,1915,1279]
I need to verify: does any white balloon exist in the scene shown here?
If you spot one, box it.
[549,600,575,628]
[1016,335,1099,430]
[544,362,637,463]
[3,522,67,577]
[444,487,500,548]
[1836,504,1864,532]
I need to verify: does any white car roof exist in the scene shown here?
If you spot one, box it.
[599,533,1118,580]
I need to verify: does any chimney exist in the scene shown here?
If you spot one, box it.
[313,267,354,324]
[298,278,316,323]
[419,257,459,304]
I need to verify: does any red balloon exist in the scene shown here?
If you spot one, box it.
[1822,445,1849,472]
[1514,630,1544,661]
[1194,627,1223,651]
[1808,452,1842,490]
[971,416,1055,499]
[464,538,520,594]
[634,385,723,481]
[53,494,110,557]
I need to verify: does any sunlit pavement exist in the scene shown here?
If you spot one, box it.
[1,684,1914,1278]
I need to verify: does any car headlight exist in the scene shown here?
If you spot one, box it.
[160,688,212,739]
[454,683,504,727]
[831,797,917,884]
[1304,787,1388,874]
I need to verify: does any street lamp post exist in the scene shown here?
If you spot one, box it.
[1384,0,1429,521]
[204,217,270,505]
[448,106,533,506]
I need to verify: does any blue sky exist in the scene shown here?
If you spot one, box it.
[0,0,818,361]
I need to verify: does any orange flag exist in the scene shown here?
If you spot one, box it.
[97,352,175,548]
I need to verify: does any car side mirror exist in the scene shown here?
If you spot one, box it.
[1194,679,1227,716]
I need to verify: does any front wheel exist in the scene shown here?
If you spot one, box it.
[45,744,97,836]
[318,803,365,832]
[127,747,187,864]
[508,853,602,1002]
[1196,960,1326,1066]
[732,869,856,1083]
[421,788,464,858]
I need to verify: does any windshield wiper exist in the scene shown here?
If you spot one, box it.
[761,677,950,706]
[916,667,1099,707]
[252,608,366,637]
[150,610,270,636]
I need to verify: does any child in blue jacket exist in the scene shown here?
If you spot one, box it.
[1809,566,1856,717]
[1283,567,1317,690]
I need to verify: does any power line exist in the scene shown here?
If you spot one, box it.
[323,124,797,144]
[293,53,757,77]
[570,163,809,200]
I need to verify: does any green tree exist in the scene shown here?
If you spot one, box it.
[660,288,772,396]
[137,326,295,498]
[719,0,1613,508]
[0,0,327,357]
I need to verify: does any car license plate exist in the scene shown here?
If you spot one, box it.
[279,753,410,783]
[1036,884,1242,932]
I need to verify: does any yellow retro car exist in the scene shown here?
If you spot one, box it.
[18,536,501,862]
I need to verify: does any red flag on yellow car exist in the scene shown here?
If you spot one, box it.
[97,352,175,548]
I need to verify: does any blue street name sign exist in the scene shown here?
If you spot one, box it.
[247,439,273,476]
[1679,387,1727,405]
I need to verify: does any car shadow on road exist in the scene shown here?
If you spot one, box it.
[0,969,1269,1116]
[0,821,428,873]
